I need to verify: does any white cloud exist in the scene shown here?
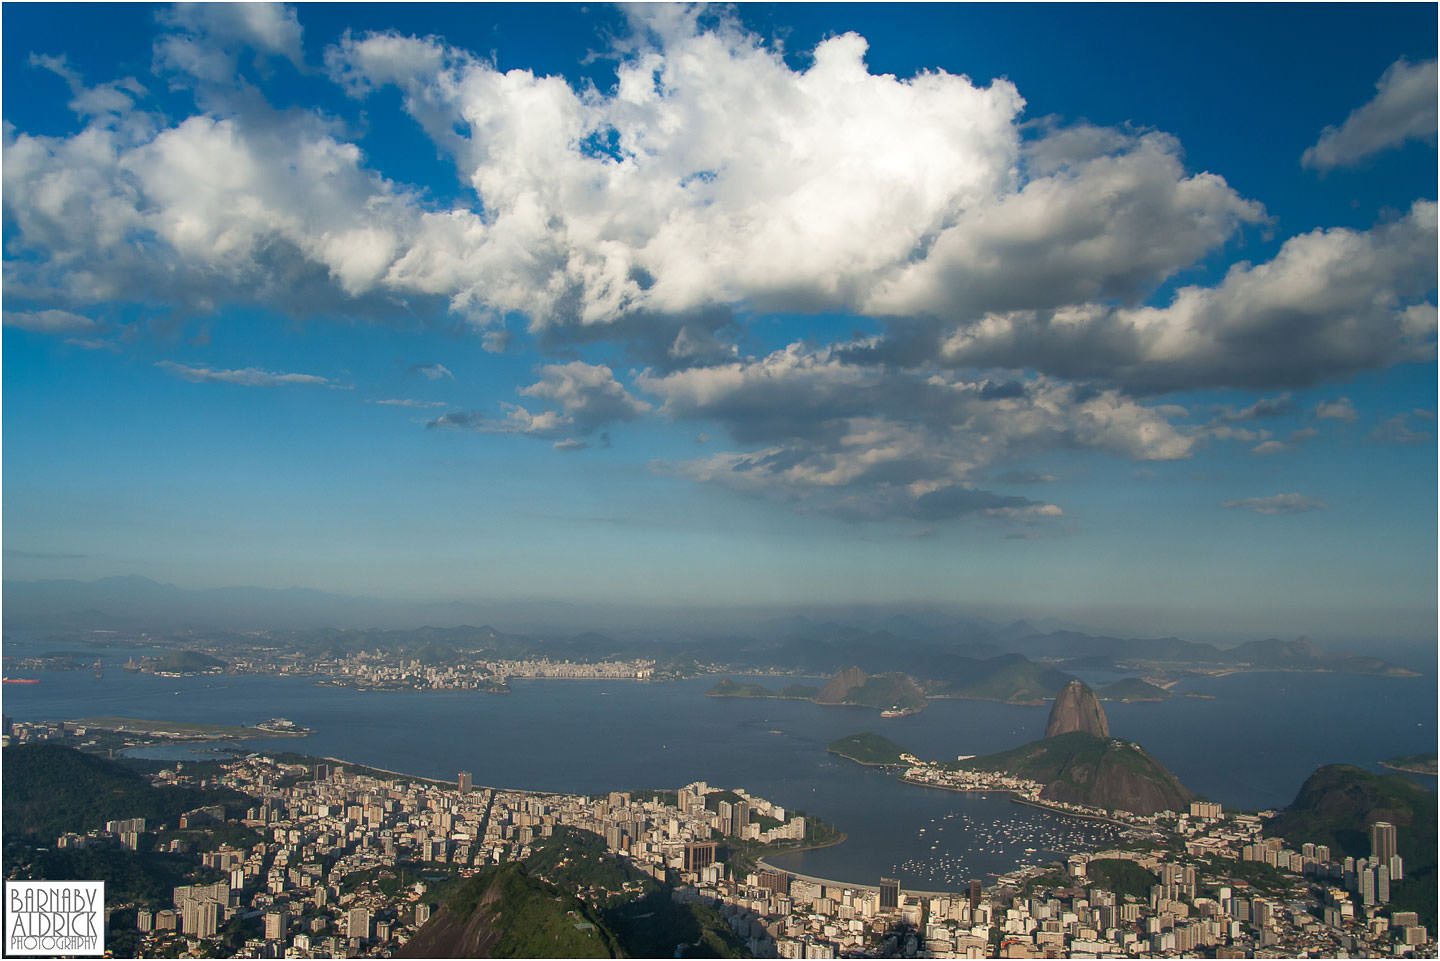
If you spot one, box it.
[638,343,1193,520]
[6,10,1429,403]
[1221,493,1328,515]
[1303,59,1438,171]
[519,361,651,433]
[3,309,98,334]
[936,201,1437,391]
[1314,397,1358,422]
[155,360,329,387]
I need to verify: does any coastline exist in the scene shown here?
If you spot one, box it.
[1378,760,1439,776]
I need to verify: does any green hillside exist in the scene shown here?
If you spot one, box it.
[1085,858,1158,899]
[401,827,748,958]
[828,733,908,766]
[155,650,227,672]
[955,731,1193,815]
[1267,764,1437,928]
[3,744,247,843]
[400,862,622,958]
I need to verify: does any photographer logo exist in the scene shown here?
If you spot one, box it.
[5,881,104,956]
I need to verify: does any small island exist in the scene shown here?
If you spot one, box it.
[1379,752,1438,776]
[705,678,819,699]
[827,732,909,766]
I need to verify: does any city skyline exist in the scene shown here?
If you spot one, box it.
[3,4,1436,644]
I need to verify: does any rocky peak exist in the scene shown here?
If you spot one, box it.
[1044,679,1109,738]
[815,665,868,704]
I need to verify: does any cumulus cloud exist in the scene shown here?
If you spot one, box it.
[1315,397,1358,422]
[1369,413,1433,445]
[1221,493,1328,515]
[6,10,1276,364]
[425,362,646,447]
[4,309,99,334]
[934,201,1437,392]
[638,343,1190,520]
[155,360,329,387]
[154,2,305,87]
[520,362,651,433]
[1211,392,1294,423]
[1303,59,1438,171]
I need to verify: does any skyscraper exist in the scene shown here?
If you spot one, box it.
[1371,821,1397,864]
[348,906,371,941]
[458,771,472,794]
[969,880,983,910]
[880,877,900,911]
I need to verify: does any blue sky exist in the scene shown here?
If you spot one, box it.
[3,3,1435,643]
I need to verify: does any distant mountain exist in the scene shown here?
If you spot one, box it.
[1044,680,1110,738]
[958,731,1194,816]
[814,667,928,713]
[924,654,1073,704]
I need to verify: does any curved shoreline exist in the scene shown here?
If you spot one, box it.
[1379,760,1438,776]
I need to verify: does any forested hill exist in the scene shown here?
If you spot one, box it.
[2,743,247,843]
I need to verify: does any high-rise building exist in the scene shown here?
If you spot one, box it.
[733,800,750,835]
[717,800,733,835]
[1378,864,1391,903]
[759,870,790,896]
[684,841,717,872]
[458,771,472,794]
[1371,822,1398,864]
[415,903,432,926]
[136,909,153,933]
[1360,866,1377,906]
[264,910,288,940]
[1390,853,1404,881]
[879,877,900,912]
[969,880,983,910]
[348,906,371,941]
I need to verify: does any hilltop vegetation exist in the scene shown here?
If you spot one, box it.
[399,861,622,958]
[828,733,908,766]
[3,744,247,843]
[401,827,747,958]
[155,650,227,673]
[1268,764,1437,928]
[1085,858,1158,898]
[955,731,1194,815]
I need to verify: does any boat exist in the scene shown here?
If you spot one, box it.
[2,678,39,684]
